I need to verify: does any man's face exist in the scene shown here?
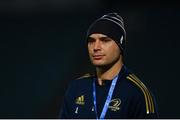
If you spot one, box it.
[88,33,121,67]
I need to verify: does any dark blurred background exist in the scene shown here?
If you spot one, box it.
[0,0,179,118]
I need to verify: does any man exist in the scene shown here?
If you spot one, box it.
[59,13,158,119]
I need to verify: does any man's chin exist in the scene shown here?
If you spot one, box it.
[92,61,115,68]
[92,62,106,67]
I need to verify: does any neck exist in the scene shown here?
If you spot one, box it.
[96,59,123,86]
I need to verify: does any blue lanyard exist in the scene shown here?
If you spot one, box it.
[93,74,120,119]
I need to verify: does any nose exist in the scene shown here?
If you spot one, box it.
[93,40,101,51]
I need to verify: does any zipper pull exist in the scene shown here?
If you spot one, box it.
[92,106,94,112]
[75,107,79,114]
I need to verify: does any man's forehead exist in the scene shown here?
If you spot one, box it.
[89,33,108,38]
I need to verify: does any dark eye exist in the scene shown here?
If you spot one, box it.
[88,37,95,43]
[101,37,112,42]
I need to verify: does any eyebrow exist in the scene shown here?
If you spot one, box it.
[88,36,113,43]
[87,37,95,41]
[99,36,113,41]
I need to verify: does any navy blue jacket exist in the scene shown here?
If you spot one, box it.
[59,66,158,119]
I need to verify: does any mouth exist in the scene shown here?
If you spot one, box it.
[92,55,105,60]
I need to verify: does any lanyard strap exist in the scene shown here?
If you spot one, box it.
[93,75,119,119]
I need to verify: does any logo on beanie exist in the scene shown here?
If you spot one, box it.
[120,36,123,45]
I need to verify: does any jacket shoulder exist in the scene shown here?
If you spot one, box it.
[67,73,94,89]
[76,73,95,80]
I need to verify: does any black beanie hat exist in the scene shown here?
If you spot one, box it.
[87,12,126,54]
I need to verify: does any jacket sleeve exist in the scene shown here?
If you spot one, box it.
[145,94,159,118]
[59,80,75,118]
[126,74,159,118]
[59,96,69,118]
[129,86,159,118]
